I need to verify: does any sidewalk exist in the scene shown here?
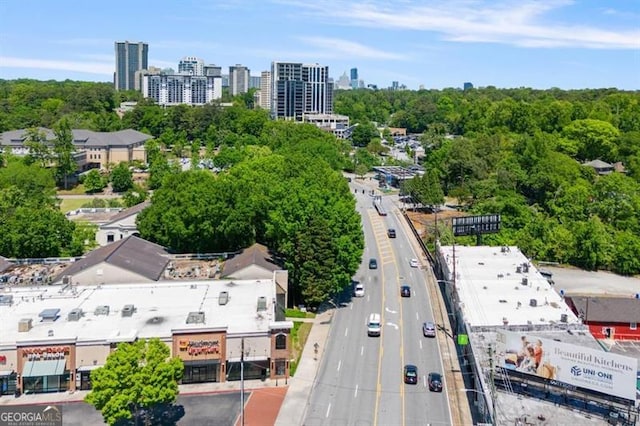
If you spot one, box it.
[274,309,334,426]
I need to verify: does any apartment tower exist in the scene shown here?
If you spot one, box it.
[114,41,148,91]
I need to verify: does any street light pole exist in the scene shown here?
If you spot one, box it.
[240,337,245,426]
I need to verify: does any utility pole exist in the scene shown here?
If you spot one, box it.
[241,337,245,426]
[488,343,497,426]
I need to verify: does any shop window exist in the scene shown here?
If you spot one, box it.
[275,334,286,350]
[275,359,286,376]
[107,234,115,243]
[631,322,637,330]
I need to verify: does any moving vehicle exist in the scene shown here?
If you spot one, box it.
[401,285,411,297]
[387,228,396,238]
[354,283,365,297]
[423,321,436,337]
[410,258,420,268]
[404,364,418,384]
[368,258,378,269]
[367,313,381,337]
[428,372,443,392]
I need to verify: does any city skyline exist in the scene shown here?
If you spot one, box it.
[1,0,639,90]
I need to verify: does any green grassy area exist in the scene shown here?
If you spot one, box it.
[289,321,313,377]
[59,198,92,213]
[285,308,316,319]
[57,184,88,195]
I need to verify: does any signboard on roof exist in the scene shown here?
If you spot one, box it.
[496,330,637,401]
[452,214,500,236]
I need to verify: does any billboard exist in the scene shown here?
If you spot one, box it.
[496,330,637,401]
[452,214,500,236]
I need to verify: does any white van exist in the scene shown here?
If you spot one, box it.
[367,313,381,337]
[354,283,365,297]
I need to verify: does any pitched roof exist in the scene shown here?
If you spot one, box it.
[1,128,152,148]
[102,201,150,226]
[221,243,281,277]
[583,159,613,169]
[0,256,13,273]
[53,236,170,282]
[569,296,640,323]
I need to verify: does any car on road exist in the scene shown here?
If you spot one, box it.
[367,313,381,337]
[354,284,365,297]
[404,365,418,384]
[387,228,396,238]
[400,285,411,297]
[368,258,378,269]
[409,258,420,268]
[422,321,436,337]
[428,372,443,392]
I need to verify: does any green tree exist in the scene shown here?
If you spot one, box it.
[52,118,77,189]
[84,169,106,193]
[85,338,184,426]
[23,127,50,167]
[110,163,134,193]
[351,122,379,147]
[563,119,620,161]
[122,184,148,208]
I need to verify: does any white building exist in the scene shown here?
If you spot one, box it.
[229,64,250,96]
[258,71,272,110]
[95,201,149,246]
[143,74,222,106]
[178,56,205,76]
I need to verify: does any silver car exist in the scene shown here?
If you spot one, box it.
[422,321,436,337]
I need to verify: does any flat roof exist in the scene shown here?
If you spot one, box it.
[0,279,282,348]
[438,245,580,329]
[542,265,640,297]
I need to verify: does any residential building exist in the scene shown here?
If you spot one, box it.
[0,128,151,171]
[203,64,222,77]
[229,64,250,96]
[566,296,640,340]
[350,67,358,89]
[249,76,261,89]
[143,74,222,106]
[95,202,150,246]
[114,41,148,91]
[302,113,350,139]
[271,62,333,121]
[258,71,272,110]
[583,159,615,175]
[178,56,205,76]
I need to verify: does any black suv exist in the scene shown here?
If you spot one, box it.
[368,258,378,269]
[387,228,396,238]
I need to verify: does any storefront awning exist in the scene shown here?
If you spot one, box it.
[22,359,66,378]
[76,365,102,372]
[0,370,14,377]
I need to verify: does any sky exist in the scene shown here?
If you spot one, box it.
[0,0,639,90]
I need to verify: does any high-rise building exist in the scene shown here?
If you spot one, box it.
[249,76,261,89]
[178,56,204,76]
[259,71,272,110]
[143,74,222,106]
[114,41,148,91]
[203,64,222,77]
[271,62,333,120]
[229,64,250,96]
[350,67,358,89]
[463,82,474,91]
[336,72,351,90]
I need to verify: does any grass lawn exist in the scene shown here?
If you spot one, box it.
[289,321,313,376]
[57,184,88,195]
[59,198,92,213]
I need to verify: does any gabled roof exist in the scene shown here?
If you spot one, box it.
[0,128,152,148]
[221,243,281,277]
[583,159,613,169]
[102,201,150,226]
[53,236,170,282]
[0,256,13,273]
[569,296,640,323]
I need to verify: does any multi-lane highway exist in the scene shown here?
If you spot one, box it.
[304,181,452,426]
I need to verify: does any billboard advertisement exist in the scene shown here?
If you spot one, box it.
[496,331,637,401]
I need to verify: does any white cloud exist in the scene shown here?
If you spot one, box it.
[0,57,112,75]
[284,0,640,50]
[299,37,407,60]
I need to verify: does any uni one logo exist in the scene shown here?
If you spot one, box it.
[570,365,581,376]
[571,366,613,380]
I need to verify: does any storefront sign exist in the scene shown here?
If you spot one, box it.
[179,339,220,356]
[22,347,69,361]
[0,355,6,364]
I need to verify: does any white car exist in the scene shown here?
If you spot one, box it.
[354,284,365,297]
[410,258,420,268]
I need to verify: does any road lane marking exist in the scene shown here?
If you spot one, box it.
[386,322,399,330]
[361,346,364,356]
[354,384,359,398]
[423,375,427,387]
[416,312,419,320]
[345,327,349,337]
[337,360,342,372]
[385,307,397,314]
[370,210,386,426]
[326,403,331,418]
[420,340,423,350]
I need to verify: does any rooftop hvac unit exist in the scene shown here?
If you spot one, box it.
[219,291,229,305]
[560,313,568,323]
[18,318,33,332]
[521,277,528,286]
[257,296,267,311]
[122,304,136,317]
[0,295,13,306]
[529,298,537,307]
[94,305,110,316]
[68,308,83,321]
[516,266,522,273]
[186,311,205,324]
[62,275,71,285]
[522,263,529,273]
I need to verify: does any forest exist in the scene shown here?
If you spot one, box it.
[1,79,639,288]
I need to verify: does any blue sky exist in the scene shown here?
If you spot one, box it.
[1,0,638,90]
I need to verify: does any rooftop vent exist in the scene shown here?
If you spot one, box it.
[521,277,528,286]
[529,298,537,307]
[94,305,110,316]
[18,318,33,332]
[48,329,54,337]
[186,311,205,324]
[62,275,72,285]
[219,291,229,305]
[68,308,83,321]
[39,308,60,321]
[257,296,267,311]
[121,304,136,317]
[560,313,568,323]
[516,266,522,273]
[0,295,13,306]
[522,263,529,273]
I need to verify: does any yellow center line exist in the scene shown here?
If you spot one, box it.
[371,210,385,426]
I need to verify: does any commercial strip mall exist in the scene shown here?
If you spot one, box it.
[0,278,291,396]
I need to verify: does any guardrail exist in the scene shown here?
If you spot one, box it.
[401,211,435,265]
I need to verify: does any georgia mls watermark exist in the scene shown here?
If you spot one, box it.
[0,405,62,426]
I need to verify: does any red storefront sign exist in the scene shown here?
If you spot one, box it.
[22,346,70,356]
[178,339,220,356]
[0,355,6,364]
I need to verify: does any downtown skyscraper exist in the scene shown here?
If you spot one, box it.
[114,41,148,91]
[270,62,333,121]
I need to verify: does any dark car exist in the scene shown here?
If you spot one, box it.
[404,364,418,384]
[387,228,396,238]
[368,258,378,269]
[400,285,411,297]
[428,372,443,392]
[422,321,436,337]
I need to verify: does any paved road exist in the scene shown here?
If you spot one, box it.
[304,181,451,426]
